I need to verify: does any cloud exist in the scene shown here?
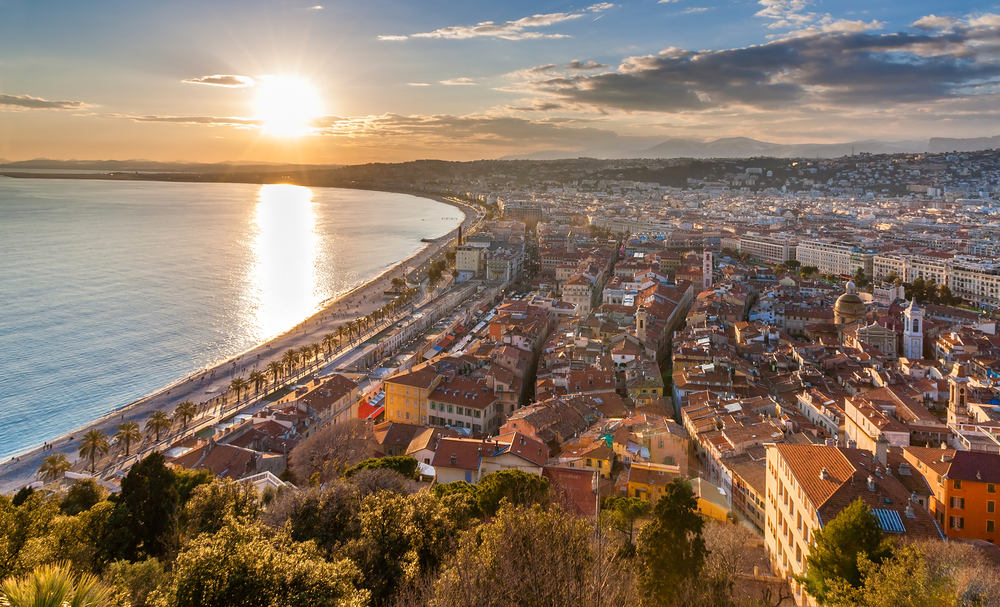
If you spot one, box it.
[440,77,477,86]
[0,93,87,110]
[680,7,710,15]
[117,114,261,127]
[182,74,255,87]
[567,59,608,70]
[912,14,960,31]
[658,0,681,3]
[514,25,1000,113]
[307,5,323,9]
[784,17,883,38]
[407,82,431,86]
[378,4,613,41]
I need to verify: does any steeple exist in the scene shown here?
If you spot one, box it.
[902,298,923,360]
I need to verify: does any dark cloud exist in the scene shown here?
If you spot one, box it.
[567,59,608,70]
[182,74,255,87]
[519,25,1000,112]
[0,93,86,110]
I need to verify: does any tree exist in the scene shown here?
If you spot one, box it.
[182,478,260,538]
[283,348,299,374]
[266,360,283,384]
[229,377,249,402]
[78,430,110,474]
[60,479,107,516]
[603,496,651,551]
[350,469,410,497]
[114,421,141,457]
[37,454,71,483]
[801,265,819,278]
[783,259,801,270]
[0,561,112,607]
[345,456,418,479]
[103,558,167,607]
[104,452,179,562]
[144,411,171,442]
[288,419,375,485]
[173,401,197,430]
[431,504,614,607]
[264,482,361,556]
[853,267,868,289]
[298,346,313,367]
[636,478,707,607]
[476,470,549,518]
[248,370,266,395]
[799,498,892,604]
[824,544,954,607]
[0,490,61,581]
[163,518,367,607]
[322,333,336,356]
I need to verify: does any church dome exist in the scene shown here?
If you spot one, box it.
[834,281,866,324]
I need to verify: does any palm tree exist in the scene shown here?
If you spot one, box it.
[346,320,358,342]
[145,410,171,441]
[337,325,346,346]
[174,400,197,430]
[266,360,283,384]
[323,333,335,356]
[312,343,321,362]
[248,370,266,394]
[282,349,299,375]
[114,421,141,457]
[298,346,313,367]
[37,453,71,483]
[230,377,249,401]
[0,561,112,607]
[78,430,109,474]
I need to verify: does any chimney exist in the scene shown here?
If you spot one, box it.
[866,475,876,492]
[819,467,830,480]
[875,434,888,466]
[905,503,915,519]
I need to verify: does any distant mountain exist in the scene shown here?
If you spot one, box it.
[928,136,1000,153]
[638,137,924,159]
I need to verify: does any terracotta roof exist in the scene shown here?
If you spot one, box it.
[431,438,483,471]
[947,450,1000,484]
[386,366,441,390]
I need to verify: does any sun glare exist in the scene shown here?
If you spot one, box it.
[254,75,322,137]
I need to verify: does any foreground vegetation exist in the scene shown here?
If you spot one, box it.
[3,453,999,607]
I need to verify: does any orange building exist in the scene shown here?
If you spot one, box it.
[904,447,1000,543]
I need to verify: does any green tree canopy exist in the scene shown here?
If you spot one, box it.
[476,470,549,518]
[800,498,892,604]
[344,456,417,479]
[164,518,367,607]
[636,478,707,607]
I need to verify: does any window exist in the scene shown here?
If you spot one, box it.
[989,501,995,514]
[586,459,593,467]
[989,521,996,533]
[447,405,453,413]
[955,480,963,489]
[429,402,436,411]
[950,516,965,530]
[951,497,966,509]
[989,484,996,494]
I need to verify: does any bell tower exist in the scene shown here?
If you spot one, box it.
[902,299,923,360]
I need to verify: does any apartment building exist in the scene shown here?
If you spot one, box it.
[765,444,943,605]
[795,242,874,276]
[733,235,797,264]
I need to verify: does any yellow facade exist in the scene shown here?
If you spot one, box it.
[383,374,441,425]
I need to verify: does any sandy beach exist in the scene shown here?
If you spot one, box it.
[0,192,479,493]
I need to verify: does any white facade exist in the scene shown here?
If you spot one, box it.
[795,241,874,276]
[903,300,924,360]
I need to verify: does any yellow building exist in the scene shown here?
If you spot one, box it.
[557,441,616,479]
[691,477,731,522]
[383,366,441,425]
[623,461,682,502]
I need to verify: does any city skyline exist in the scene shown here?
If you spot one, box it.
[2,0,999,163]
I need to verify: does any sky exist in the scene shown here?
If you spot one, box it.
[1,0,999,163]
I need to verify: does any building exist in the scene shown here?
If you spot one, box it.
[765,443,943,605]
[734,235,797,264]
[903,447,1000,543]
[902,299,924,360]
[383,366,442,426]
[833,281,866,325]
[456,244,487,280]
[795,242,874,277]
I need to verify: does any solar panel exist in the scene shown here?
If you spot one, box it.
[872,508,905,533]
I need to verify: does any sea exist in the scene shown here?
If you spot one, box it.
[0,177,463,460]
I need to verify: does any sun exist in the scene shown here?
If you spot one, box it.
[254,75,322,137]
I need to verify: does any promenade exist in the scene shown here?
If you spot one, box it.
[0,195,480,493]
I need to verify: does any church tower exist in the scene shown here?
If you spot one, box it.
[702,250,713,290]
[902,299,924,360]
[948,363,970,425]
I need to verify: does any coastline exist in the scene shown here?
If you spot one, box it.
[0,181,479,492]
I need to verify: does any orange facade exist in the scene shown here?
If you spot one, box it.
[905,447,1000,543]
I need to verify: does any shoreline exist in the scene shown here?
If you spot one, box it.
[0,179,479,492]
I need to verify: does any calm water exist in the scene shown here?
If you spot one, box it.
[0,178,462,459]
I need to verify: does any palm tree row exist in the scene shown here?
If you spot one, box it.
[51,287,426,481]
